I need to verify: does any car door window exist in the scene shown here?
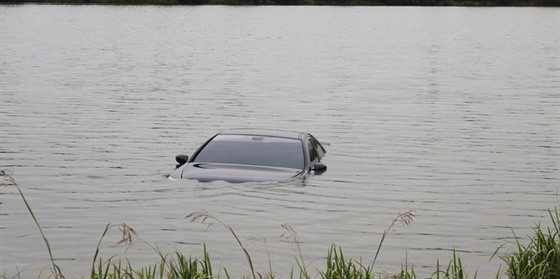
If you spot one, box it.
[310,138,325,160]
[307,140,319,164]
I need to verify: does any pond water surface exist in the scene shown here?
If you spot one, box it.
[0,5,559,278]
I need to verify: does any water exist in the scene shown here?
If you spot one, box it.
[1,5,559,278]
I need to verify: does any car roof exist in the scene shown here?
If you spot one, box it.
[219,128,306,140]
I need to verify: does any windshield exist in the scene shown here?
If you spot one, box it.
[193,135,305,169]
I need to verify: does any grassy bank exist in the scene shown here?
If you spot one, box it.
[1,170,559,279]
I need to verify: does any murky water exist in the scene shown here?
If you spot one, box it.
[1,5,559,278]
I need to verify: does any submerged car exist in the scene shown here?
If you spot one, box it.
[170,129,327,183]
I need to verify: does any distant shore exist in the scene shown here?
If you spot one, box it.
[0,0,557,6]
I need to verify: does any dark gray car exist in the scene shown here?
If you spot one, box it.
[170,129,327,183]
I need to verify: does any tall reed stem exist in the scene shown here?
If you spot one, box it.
[1,170,64,279]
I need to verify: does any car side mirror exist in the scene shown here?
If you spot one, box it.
[175,155,189,168]
[312,163,327,174]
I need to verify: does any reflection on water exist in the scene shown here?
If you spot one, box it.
[1,5,559,278]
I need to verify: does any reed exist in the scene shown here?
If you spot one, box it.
[280,223,309,278]
[186,210,262,279]
[372,210,415,269]
[0,170,64,279]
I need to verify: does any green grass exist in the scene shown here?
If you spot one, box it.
[89,246,214,279]
[492,208,560,279]
[2,170,559,279]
